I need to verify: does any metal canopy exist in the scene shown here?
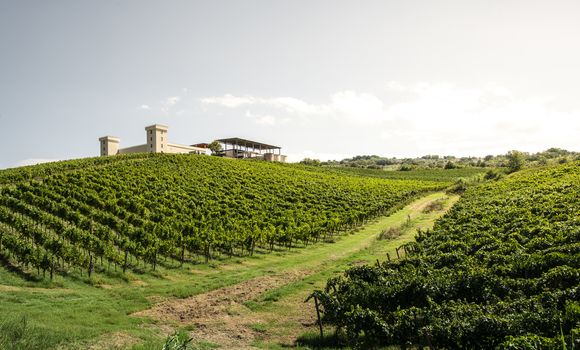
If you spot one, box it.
[216,137,281,150]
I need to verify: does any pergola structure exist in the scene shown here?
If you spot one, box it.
[215,137,285,161]
[217,137,281,154]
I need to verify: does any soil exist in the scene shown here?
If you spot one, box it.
[134,270,308,323]
[132,269,314,349]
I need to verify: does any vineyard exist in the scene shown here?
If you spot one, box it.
[0,154,445,280]
[313,161,580,348]
[0,153,151,185]
[318,166,487,182]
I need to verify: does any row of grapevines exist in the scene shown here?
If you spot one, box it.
[313,161,580,348]
[0,154,445,278]
[0,153,153,185]
[311,166,486,182]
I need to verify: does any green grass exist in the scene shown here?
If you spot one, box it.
[247,192,458,312]
[0,192,457,349]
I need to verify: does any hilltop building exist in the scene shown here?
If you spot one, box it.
[215,137,287,162]
[99,124,207,156]
[99,124,287,162]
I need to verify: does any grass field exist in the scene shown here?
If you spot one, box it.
[0,191,458,349]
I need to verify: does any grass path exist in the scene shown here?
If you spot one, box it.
[0,192,457,350]
[133,192,459,349]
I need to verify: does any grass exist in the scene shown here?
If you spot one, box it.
[421,196,447,213]
[0,314,66,350]
[0,192,458,349]
[251,193,457,308]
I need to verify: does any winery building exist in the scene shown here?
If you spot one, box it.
[99,124,287,162]
[99,124,207,156]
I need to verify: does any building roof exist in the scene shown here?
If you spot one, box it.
[191,143,209,148]
[216,137,281,150]
[99,136,120,142]
[145,124,169,130]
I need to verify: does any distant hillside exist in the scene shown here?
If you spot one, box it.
[314,166,486,182]
[0,154,446,279]
[311,147,579,170]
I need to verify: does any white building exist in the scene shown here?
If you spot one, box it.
[99,124,207,156]
[215,137,287,162]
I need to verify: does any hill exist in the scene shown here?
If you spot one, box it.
[317,148,579,170]
[0,153,447,280]
[314,161,580,348]
[314,166,486,182]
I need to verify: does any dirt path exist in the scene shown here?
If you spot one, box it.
[129,192,458,349]
[134,270,309,323]
[132,269,312,349]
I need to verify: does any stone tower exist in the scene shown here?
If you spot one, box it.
[145,124,168,153]
[98,136,120,156]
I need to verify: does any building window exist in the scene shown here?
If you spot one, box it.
[150,144,153,148]
[150,137,152,141]
[149,130,152,134]
[161,137,163,141]
[161,144,163,148]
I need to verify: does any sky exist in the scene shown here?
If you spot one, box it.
[1,0,579,168]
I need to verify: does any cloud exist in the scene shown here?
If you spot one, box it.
[161,96,181,113]
[330,91,385,124]
[201,94,256,108]
[265,97,327,115]
[286,150,347,163]
[138,104,151,110]
[166,96,180,106]
[200,83,580,156]
[245,111,278,125]
[380,82,580,155]
[201,91,389,125]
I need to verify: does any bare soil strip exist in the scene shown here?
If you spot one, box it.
[133,270,310,323]
[133,270,313,349]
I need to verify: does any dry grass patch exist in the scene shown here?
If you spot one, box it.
[87,331,140,350]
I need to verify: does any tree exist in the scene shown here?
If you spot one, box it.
[208,140,222,155]
[506,150,526,173]
[300,158,321,166]
[444,161,457,169]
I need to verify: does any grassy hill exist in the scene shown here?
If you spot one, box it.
[0,153,470,349]
[314,161,580,348]
[0,153,449,281]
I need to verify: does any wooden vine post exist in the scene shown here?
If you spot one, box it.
[306,293,324,340]
[88,254,93,278]
[123,251,128,273]
[314,295,324,339]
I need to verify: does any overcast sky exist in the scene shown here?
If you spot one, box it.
[1,0,579,168]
